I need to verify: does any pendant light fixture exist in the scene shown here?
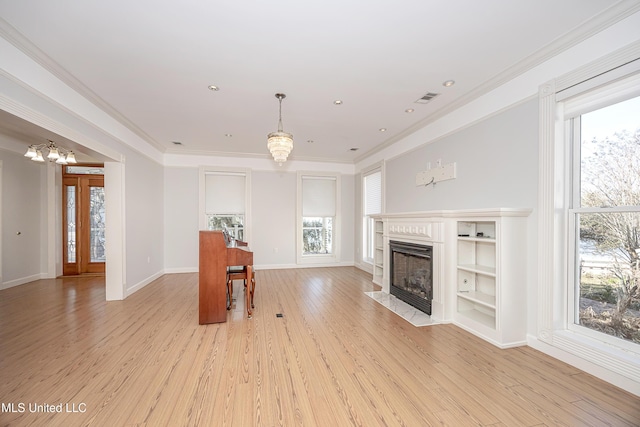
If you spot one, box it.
[24,140,78,164]
[267,93,293,165]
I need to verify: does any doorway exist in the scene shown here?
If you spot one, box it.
[62,164,105,275]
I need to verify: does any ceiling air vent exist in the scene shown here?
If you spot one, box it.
[415,92,440,104]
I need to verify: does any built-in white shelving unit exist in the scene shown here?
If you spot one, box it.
[373,219,384,285]
[454,215,528,348]
[456,221,497,329]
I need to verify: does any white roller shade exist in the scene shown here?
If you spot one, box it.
[364,170,381,215]
[302,176,336,217]
[205,172,245,214]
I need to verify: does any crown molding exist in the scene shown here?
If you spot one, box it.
[0,17,167,155]
[355,0,640,164]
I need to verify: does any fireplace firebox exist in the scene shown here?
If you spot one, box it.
[389,240,433,315]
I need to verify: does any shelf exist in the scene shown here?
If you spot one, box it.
[457,290,495,309]
[457,264,496,277]
[457,307,496,329]
[457,236,496,244]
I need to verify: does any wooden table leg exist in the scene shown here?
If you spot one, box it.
[246,265,253,318]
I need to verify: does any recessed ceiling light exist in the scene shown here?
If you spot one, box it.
[333,100,343,105]
[208,85,219,91]
[405,108,415,113]
[224,133,232,137]
[307,139,314,143]
[442,80,455,87]
[379,128,387,132]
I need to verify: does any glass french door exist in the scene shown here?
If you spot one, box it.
[63,174,105,275]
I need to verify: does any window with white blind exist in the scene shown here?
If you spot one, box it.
[298,173,340,263]
[362,169,382,264]
[200,170,249,241]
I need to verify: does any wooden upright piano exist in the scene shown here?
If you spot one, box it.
[199,231,254,324]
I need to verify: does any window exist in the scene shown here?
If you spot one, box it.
[201,170,249,241]
[298,173,340,263]
[538,52,640,386]
[567,93,640,347]
[362,168,382,264]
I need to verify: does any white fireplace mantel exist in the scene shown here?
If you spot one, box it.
[371,208,531,348]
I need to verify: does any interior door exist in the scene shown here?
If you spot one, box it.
[63,172,105,275]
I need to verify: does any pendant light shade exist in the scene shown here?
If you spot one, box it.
[23,140,78,164]
[267,93,293,165]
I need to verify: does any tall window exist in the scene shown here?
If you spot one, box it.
[567,91,640,347]
[203,171,247,240]
[539,49,640,388]
[362,169,382,264]
[298,173,340,261]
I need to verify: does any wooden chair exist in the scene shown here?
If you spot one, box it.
[226,266,256,313]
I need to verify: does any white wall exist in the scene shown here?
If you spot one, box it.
[162,166,355,270]
[164,167,199,272]
[123,148,165,292]
[1,37,167,297]
[0,148,44,287]
[340,174,355,265]
[251,170,297,268]
[354,12,640,395]
[385,99,538,213]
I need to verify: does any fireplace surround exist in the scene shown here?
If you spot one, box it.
[389,240,433,315]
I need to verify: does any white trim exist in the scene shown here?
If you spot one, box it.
[0,94,124,163]
[198,166,251,242]
[125,270,164,298]
[254,261,354,271]
[296,171,341,265]
[536,40,640,395]
[1,274,44,290]
[163,267,198,274]
[105,161,126,301]
[44,162,56,278]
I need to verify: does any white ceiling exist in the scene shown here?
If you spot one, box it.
[0,0,629,164]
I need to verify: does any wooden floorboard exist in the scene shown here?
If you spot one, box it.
[1,267,638,426]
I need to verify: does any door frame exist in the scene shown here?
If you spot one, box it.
[62,164,105,275]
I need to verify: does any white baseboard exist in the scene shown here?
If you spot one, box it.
[527,334,640,397]
[253,261,355,270]
[125,271,164,297]
[163,267,198,274]
[1,273,46,290]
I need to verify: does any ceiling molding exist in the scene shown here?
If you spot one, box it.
[0,17,166,155]
[165,146,354,165]
[354,0,640,164]
[0,92,124,162]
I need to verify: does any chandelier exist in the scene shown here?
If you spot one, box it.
[267,93,293,165]
[24,140,77,164]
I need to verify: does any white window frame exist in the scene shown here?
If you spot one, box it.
[296,171,341,265]
[199,167,251,243]
[565,89,640,354]
[361,162,384,266]
[537,42,640,386]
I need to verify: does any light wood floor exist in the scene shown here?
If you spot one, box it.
[1,268,638,426]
